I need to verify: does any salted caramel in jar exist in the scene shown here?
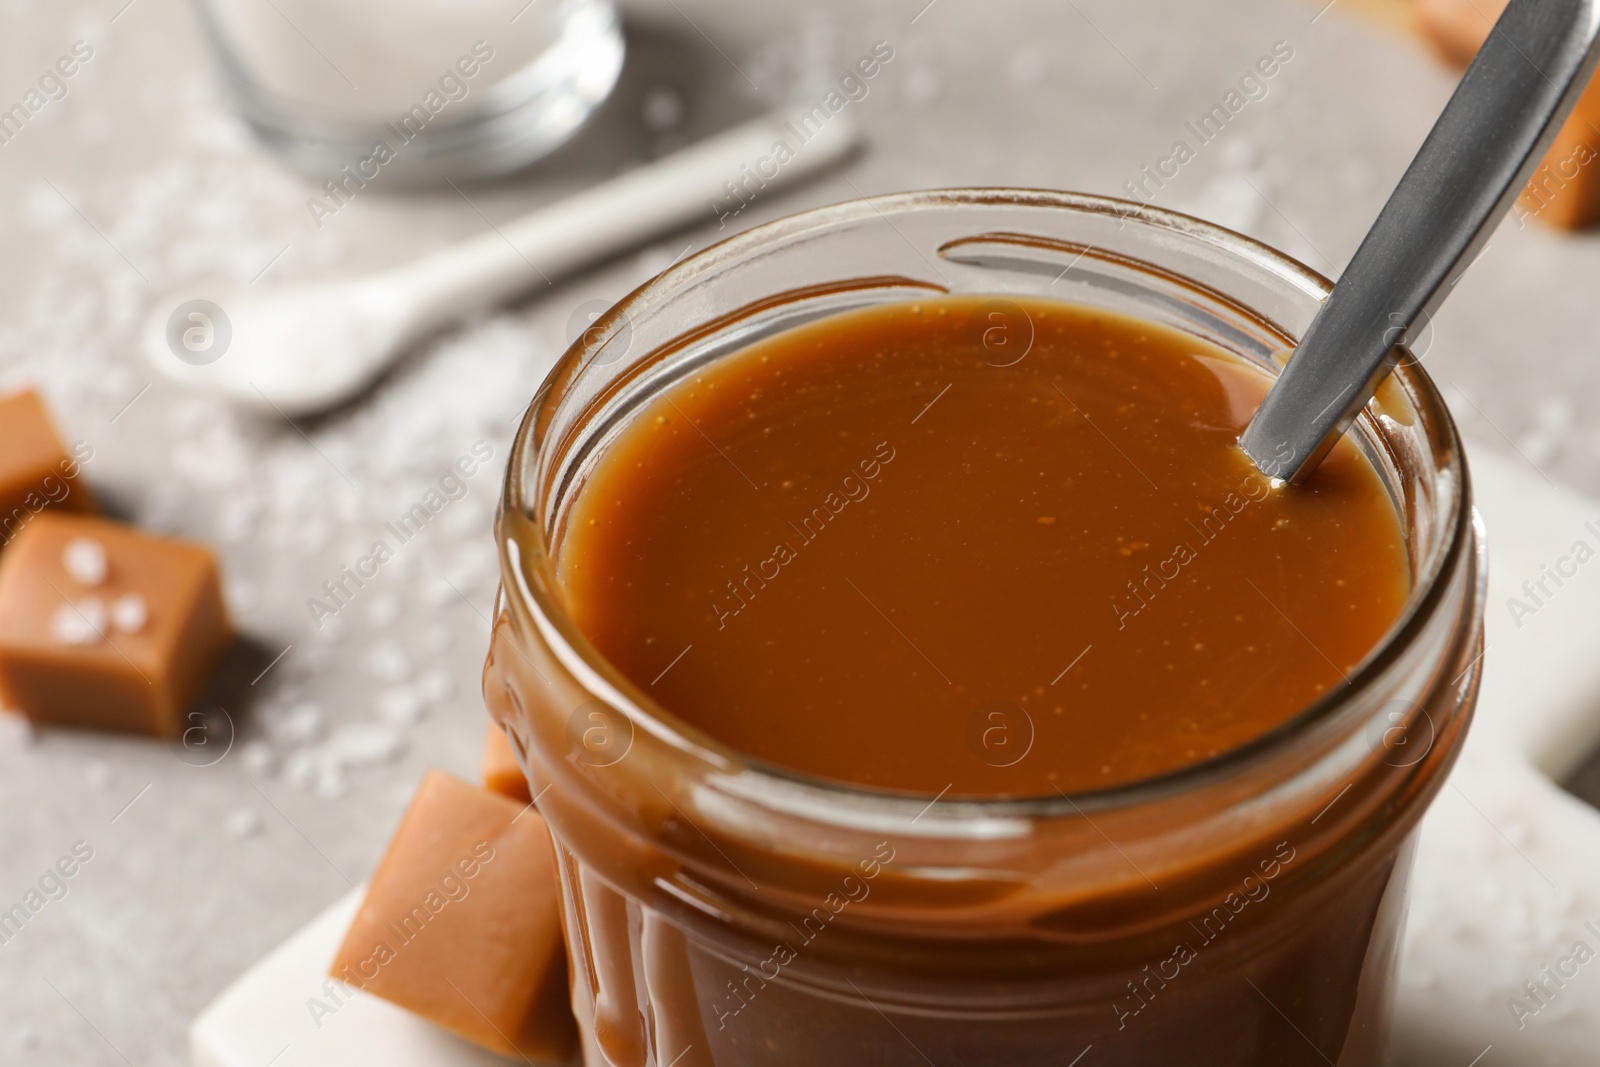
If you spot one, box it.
[486,191,1484,1066]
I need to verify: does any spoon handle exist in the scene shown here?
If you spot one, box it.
[383,109,861,326]
[1240,0,1600,482]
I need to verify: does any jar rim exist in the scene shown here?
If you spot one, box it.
[500,187,1474,821]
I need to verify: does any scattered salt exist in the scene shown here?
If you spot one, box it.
[61,537,108,585]
[224,808,262,838]
[85,759,112,790]
[364,641,413,683]
[268,702,325,746]
[282,749,318,791]
[5,72,565,820]
[422,576,458,608]
[1533,395,1577,434]
[417,670,456,705]
[314,761,348,800]
[1517,428,1563,467]
[315,615,349,643]
[366,590,401,627]
[325,723,406,767]
[376,686,425,726]
[238,739,277,777]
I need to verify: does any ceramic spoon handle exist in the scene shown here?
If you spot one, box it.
[387,110,862,322]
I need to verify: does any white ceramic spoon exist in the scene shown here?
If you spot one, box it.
[141,109,861,417]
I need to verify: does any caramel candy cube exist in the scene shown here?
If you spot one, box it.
[0,513,232,736]
[1519,87,1600,230]
[1415,0,1493,67]
[483,722,532,804]
[1418,0,1600,228]
[331,770,575,1061]
[0,389,93,547]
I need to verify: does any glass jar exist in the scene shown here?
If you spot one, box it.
[485,190,1486,1067]
[191,0,623,182]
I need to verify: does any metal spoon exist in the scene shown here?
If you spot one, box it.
[1240,0,1600,482]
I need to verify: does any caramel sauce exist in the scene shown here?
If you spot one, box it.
[558,296,1408,797]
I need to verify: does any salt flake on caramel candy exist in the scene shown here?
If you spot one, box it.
[61,537,108,586]
[48,599,106,646]
[110,595,148,633]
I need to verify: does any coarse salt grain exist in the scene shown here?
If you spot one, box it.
[50,598,106,645]
[315,614,349,643]
[282,749,318,791]
[376,686,425,726]
[238,739,277,777]
[268,702,325,746]
[422,576,457,608]
[364,641,413,683]
[110,594,148,633]
[1516,428,1562,467]
[366,590,401,627]
[61,537,108,585]
[417,670,455,704]
[314,760,348,800]
[85,759,112,790]
[325,723,406,767]
[224,807,263,838]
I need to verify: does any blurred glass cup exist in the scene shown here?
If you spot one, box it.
[192,0,624,183]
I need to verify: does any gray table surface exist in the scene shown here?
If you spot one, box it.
[2,0,1598,1063]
